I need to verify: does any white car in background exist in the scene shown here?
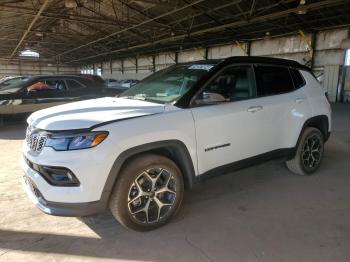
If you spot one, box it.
[22,57,331,231]
[120,79,139,88]
[105,79,139,90]
[105,78,120,88]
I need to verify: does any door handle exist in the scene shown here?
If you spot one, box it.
[247,105,263,113]
[295,98,305,103]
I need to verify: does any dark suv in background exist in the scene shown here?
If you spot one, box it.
[0,75,123,120]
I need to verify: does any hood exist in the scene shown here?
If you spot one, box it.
[28,97,165,131]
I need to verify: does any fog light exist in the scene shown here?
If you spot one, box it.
[51,171,75,182]
[51,173,69,181]
[41,166,80,186]
[24,157,80,187]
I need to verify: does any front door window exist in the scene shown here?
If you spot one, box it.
[194,66,256,105]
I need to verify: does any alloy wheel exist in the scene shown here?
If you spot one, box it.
[301,134,322,169]
[127,168,177,224]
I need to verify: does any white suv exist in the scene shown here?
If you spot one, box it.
[22,57,331,231]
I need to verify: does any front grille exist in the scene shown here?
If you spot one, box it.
[26,126,47,153]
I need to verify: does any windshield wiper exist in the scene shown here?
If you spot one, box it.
[120,95,167,105]
[122,95,146,101]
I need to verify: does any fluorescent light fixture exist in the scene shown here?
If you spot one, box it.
[19,49,40,58]
[345,49,350,66]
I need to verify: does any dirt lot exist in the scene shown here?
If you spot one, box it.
[0,104,350,262]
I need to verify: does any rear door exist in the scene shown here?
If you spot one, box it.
[253,65,312,152]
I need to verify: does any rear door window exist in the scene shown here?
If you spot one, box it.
[66,79,85,90]
[255,65,294,96]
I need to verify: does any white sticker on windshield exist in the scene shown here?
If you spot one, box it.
[188,64,214,71]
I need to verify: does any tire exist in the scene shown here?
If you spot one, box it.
[286,127,324,175]
[109,154,184,231]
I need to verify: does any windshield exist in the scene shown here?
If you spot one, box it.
[119,63,215,104]
[0,77,28,93]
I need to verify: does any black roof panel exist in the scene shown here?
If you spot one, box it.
[179,56,311,71]
[223,56,310,70]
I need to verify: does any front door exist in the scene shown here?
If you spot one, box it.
[191,65,265,175]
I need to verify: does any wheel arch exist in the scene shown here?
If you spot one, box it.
[286,115,329,161]
[100,140,196,207]
[293,115,330,155]
[302,115,330,142]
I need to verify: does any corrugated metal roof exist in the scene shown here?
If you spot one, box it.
[0,0,349,65]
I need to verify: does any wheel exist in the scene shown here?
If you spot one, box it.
[286,127,324,175]
[109,154,184,231]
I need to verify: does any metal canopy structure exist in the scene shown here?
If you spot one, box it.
[0,0,349,65]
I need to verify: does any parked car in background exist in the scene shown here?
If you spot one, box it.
[105,78,121,88]
[0,75,122,118]
[0,76,28,87]
[1,75,23,82]
[77,74,106,85]
[105,79,140,90]
[120,79,139,88]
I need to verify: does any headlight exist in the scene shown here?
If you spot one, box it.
[45,131,108,151]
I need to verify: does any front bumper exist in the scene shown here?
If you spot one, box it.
[21,165,105,216]
[21,136,119,216]
[22,135,118,203]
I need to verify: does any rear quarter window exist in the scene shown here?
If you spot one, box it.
[290,69,306,89]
